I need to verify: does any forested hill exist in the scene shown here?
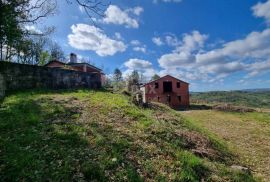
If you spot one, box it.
[191,90,270,108]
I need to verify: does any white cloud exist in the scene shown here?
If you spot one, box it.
[158,28,270,83]
[130,40,141,46]
[68,24,126,56]
[179,30,208,52]
[158,52,195,68]
[125,59,153,69]
[130,40,147,53]
[196,28,270,65]
[165,35,181,47]
[152,37,164,46]
[115,32,122,40]
[133,46,146,53]
[24,25,42,34]
[124,58,156,79]
[153,0,182,4]
[247,59,270,77]
[103,5,143,28]
[158,31,207,69]
[252,0,270,24]
[127,6,144,16]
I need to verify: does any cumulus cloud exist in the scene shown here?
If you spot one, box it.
[153,0,182,4]
[127,6,144,16]
[123,58,156,79]
[125,59,153,69]
[179,31,208,52]
[152,37,164,46]
[130,40,147,53]
[196,28,270,65]
[133,46,146,53]
[114,32,123,40]
[130,40,141,46]
[158,28,270,83]
[158,31,207,70]
[247,59,270,77]
[159,52,195,68]
[165,35,181,47]
[252,0,270,24]
[103,5,143,28]
[68,24,126,56]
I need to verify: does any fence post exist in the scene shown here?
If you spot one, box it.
[0,73,5,100]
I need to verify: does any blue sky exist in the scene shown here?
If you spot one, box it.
[38,0,270,91]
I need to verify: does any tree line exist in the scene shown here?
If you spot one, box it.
[108,68,160,92]
[0,0,108,65]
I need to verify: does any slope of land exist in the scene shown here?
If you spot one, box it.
[182,110,270,181]
[191,91,270,109]
[0,90,255,181]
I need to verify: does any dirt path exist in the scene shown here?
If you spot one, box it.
[182,110,270,182]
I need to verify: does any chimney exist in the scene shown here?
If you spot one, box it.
[70,53,77,63]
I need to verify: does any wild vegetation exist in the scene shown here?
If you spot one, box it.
[191,90,270,109]
[0,89,255,181]
[182,110,270,181]
[0,0,108,64]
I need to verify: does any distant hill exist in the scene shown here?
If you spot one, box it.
[191,90,270,108]
[239,88,270,92]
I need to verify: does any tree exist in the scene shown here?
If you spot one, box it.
[49,42,65,61]
[67,0,109,25]
[113,68,122,82]
[130,70,140,85]
[0,0,108,62]
[39,51,50,65]
[126,70,140,92]
[151,74,160,81]
[0,0,56,61]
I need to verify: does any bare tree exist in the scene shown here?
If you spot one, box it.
[66,0,109,25]
[0,0,109,62]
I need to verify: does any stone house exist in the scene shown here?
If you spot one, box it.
[45,53,106,85]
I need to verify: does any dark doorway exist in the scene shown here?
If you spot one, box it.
[163,81,172,92]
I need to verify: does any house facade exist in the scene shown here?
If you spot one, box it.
[141,75,189,108]
[45,53,106,85]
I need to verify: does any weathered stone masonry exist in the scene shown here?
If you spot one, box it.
[0,62,102,99]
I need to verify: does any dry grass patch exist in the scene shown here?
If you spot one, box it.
[182,110,270,181]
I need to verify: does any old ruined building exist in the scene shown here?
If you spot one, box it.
[45,53,106,85]
[140,75,190,109]
[0,53,104,99]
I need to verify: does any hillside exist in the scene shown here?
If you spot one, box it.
[182,110,270,181]
[191,90,270,108]
[0,90,255,181]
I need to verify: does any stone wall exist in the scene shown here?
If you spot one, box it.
[0,61,101,98]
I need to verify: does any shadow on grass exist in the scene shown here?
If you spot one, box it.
[0,95,107,181]
[5,87,109,97]
[188,104,213,110]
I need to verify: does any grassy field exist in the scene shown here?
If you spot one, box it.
[182,110,270,182]
[191,91,270,109]
[0,90,256,181]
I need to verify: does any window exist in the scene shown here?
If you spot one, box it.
[177,82,180,88]
[178,96,181,102]
[155,82,159,89]
[163,81,172,92]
